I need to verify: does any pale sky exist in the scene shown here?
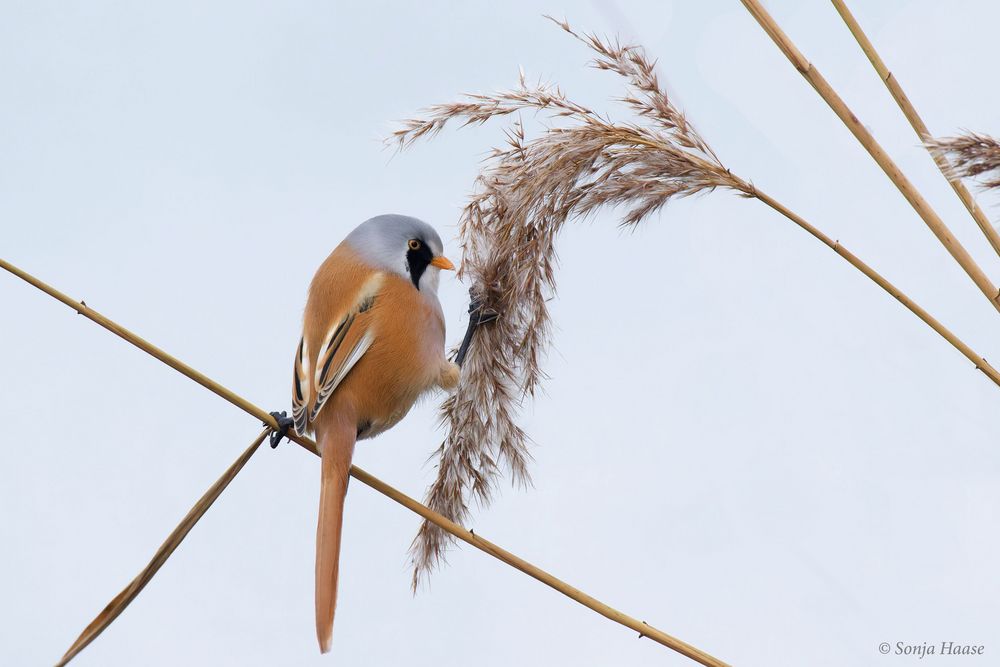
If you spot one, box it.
[3,1,999,665]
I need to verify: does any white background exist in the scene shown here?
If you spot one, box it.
[2,1,999,665]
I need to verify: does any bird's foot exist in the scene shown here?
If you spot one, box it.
[268,411,295,448]
[454,293,499,367]
[470,298,499,326]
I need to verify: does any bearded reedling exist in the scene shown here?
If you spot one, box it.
[290,214,458,652]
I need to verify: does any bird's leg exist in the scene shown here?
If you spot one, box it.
[267,410,295,448]
[454,290,499,368]
[438,361,461,389]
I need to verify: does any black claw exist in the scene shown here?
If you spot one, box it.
[268,410,294,448]
[471,297,499,325]
[454,291,499,367]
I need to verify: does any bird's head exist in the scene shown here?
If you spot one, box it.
[346,214,455,292]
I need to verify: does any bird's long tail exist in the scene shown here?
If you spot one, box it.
[315,421,356,654]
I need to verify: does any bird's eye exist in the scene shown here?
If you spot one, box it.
[408,239,421,251]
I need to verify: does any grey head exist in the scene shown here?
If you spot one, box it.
[344,214,453,292]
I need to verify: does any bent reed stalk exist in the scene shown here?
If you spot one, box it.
[56,429,269,667]
[740,0,1000,313]
[745,186,1000,386]
[0,256,729,667]
[829,0,1000,260]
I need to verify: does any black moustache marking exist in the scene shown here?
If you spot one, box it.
[406,241,434,289]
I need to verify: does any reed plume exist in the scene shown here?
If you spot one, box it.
[394,19,751,588]
[928,133,1000,191]
[394,18,1000,588]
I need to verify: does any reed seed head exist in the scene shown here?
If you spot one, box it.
[394,19,747,589]
[928,132,1000,191]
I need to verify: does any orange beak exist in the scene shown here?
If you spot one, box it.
[430,255,455,271]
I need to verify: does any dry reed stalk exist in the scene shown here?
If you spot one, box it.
[0,259,317,455]
[56,429,268,667]
[350,465,729,667]
[928,133,1000,191]
[739,0,1000,313]
[829,0,1000,258]
[0,257,727,667]
[394,18,1000,587]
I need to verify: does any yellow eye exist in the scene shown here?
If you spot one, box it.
[408,239,421,251]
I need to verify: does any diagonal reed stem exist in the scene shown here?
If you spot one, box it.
[0,257,728,667]
[741,182,1000,388]
[829,0,1000,260]
[55,429,269,667]
[739,0,1000,314]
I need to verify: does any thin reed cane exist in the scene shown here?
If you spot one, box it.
[742,183,1000,388]
[56,429,269,667]
[739,0,1000,313]
[829,0,1000,260]
[0,257,728,667]
[350,466,726,667]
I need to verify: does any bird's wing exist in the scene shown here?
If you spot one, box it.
[291,335,312,436]
[292,274,382,436]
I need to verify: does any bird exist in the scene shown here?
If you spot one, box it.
[290,214,459,653]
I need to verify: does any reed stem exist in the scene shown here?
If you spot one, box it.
[740,0,1000,313]
[0,257,728,667]
[56,430,268,666]
[740,183,1000,388]
[829,0,1000,260]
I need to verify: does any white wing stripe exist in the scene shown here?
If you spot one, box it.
[309,330,375,423]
